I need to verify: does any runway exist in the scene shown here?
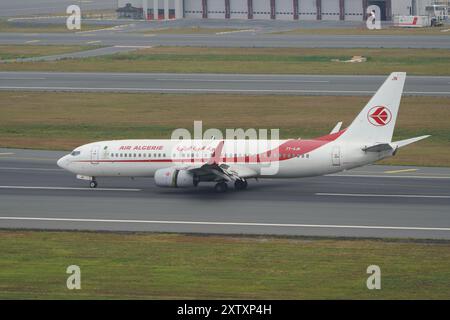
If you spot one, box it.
[1,72,449,96]
[1,32,450,49]
[1,148,450,239]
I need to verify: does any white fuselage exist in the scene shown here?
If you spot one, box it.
[57,137,393,180]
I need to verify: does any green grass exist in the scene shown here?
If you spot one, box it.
[0,45,101,60]
[1,47,449,75]
[0,92,449,167]
[0,230,449,299]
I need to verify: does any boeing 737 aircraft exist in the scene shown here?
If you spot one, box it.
[57,72,429,192]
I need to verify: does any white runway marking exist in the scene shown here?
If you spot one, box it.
[0,186,141,192]
[383,168,418,174]
[1,78,46,80]
[0,216,449,232]
[329,174,450,179]
[316,193,450,199]
[216,29,256,35]
[0,153,15,156]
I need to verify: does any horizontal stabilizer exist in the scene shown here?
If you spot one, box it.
[393,135,431,148]
[363,135,430,152]
[330,122,343,134]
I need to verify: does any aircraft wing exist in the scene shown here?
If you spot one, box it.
[176,140,257,182]
[185,163,257,182]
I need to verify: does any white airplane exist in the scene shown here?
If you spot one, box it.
[57,72,429,192]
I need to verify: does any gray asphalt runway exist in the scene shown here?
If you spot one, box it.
[1,148,449,239]
[1,31,449,49]
[1,72,449,96]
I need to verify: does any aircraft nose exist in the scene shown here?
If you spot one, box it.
[57,156,68,169]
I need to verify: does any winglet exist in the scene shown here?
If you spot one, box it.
[330,122,343,134]
[207,141,225,165]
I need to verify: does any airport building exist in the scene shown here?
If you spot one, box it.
[117,0,448,21]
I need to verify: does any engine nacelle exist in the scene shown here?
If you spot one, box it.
[154,167,197,188]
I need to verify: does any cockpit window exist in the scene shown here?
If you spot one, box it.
[71,151,81,156]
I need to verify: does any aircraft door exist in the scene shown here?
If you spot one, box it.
[332,146,341,166]
[91,145,100,165]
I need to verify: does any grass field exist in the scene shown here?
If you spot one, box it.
[1,47,449,75]
[275,26,450,36]
[0,45,100,60]
[0,92,448,167]
[0,230,449,299]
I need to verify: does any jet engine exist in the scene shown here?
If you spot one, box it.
[154,167,197,188]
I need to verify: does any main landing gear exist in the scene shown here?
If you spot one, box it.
[214,179,248,193]
[214,182,228,193]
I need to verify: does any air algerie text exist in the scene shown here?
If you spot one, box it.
[119,145,163,151]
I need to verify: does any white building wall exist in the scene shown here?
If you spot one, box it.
[417,0,433,15]
[230,0,248,19]
[208,0,226,18]
[392,0,410,16]
[299,0,317,20]
[184,0,203,17]
[322,0,340,20]
[276,0,295,20]
[345,0,363,21]
[253,0,271,19]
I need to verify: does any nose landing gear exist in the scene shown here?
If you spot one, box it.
[234,179,248,191]
[89,179,98,188]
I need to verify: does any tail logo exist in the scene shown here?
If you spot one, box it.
[367,106,392,126]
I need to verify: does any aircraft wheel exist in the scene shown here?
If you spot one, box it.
[193,175,200,187]
[234,179,248,190]
[214,182,228,193]
[89,180,98,189]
